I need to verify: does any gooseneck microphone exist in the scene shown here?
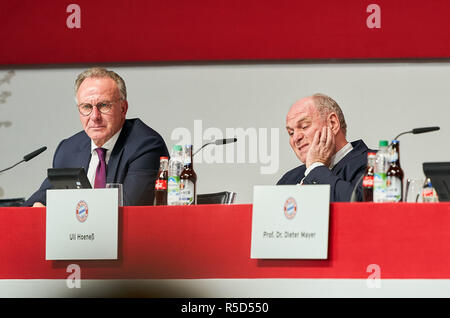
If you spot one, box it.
[193,138,237,156]
[350,126,440,202]
[0,146,47,174]
[393,126,440,141]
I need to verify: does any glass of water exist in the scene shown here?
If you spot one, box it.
[106,183,123,207]
[405,178,424,203]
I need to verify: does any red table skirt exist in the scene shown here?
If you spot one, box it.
[1,203,449,279]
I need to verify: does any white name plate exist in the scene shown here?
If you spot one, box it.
[46,189,119,260]
[251,185,330,259]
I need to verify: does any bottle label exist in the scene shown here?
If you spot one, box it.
[155,179,167,190]
[373,173,387,202]
[180,180,195,205]
[390,152,398,163]
[386,176,402,202]
[362,176,374,188]
[167,176,180,205]
[422,187,433,197]
[422,187,438,202]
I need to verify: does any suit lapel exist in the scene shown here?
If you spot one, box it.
[106,121,129,183]
[107,146,124,183]
[77,135,91,174]
[296,166,306,184]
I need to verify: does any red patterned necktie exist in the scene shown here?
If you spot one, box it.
[94,148,107,188]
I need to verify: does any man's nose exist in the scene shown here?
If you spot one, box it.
[293,129,303,145]
[90,105,102,120]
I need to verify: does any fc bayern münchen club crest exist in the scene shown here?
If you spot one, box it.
[284,197,297,220]
[76,200,89,223]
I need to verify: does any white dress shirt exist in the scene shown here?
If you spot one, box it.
[87,129,122,187]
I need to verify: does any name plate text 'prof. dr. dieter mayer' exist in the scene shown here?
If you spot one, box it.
[46,189,119,260]
[251,185,330,259]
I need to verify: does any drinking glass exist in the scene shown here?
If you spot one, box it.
[405,178,424,203]
[106,183,123,206]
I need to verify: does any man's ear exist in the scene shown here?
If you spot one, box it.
[122,100,129,116]
[328,112,340,135]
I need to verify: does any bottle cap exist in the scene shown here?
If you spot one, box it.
[173,145,182,151]
[160,156,169,160]
[367,152,377,157]
[379,140,388,147]
[391,140,399,144]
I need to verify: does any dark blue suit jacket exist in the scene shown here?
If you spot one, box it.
[24,118,169,206]
[277,140,370,202]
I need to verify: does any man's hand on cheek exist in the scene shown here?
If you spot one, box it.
[306,126,335,168]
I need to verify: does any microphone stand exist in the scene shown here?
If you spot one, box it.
[0,160,26,174]
[193,142,215,157]
[393,131,412,141]
[193,138,237,157]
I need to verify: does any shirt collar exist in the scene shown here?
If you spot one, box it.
[329,142,353,169]
[90,128,122,153]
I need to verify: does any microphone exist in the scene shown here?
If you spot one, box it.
[393,126,440,140]
[215,138,237,145]
[0,146,47,174]
[23,146,47,162]
[193,138,237,156]
[351,126,440,202]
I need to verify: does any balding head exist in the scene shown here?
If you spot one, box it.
[287,94,347,136]
[287,96,317,121]
[285,93,348,163]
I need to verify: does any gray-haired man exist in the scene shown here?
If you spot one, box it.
[25,67,169,206]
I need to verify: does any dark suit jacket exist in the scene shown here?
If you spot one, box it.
[24,118,169,206]
[277,140,370,202]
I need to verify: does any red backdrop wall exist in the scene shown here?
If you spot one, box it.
[1,0,449,65]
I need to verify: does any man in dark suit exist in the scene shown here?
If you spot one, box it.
[277,93,370,202]
[24,67,169,206]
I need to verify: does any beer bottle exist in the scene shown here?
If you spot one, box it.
[180,145,197,205]
[386,140,404,202]
[154,156,169,205]
[362,152,376,202]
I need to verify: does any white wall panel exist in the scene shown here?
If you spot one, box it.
[0,62,448,203]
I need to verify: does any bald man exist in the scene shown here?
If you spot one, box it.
[277,93,371,202]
